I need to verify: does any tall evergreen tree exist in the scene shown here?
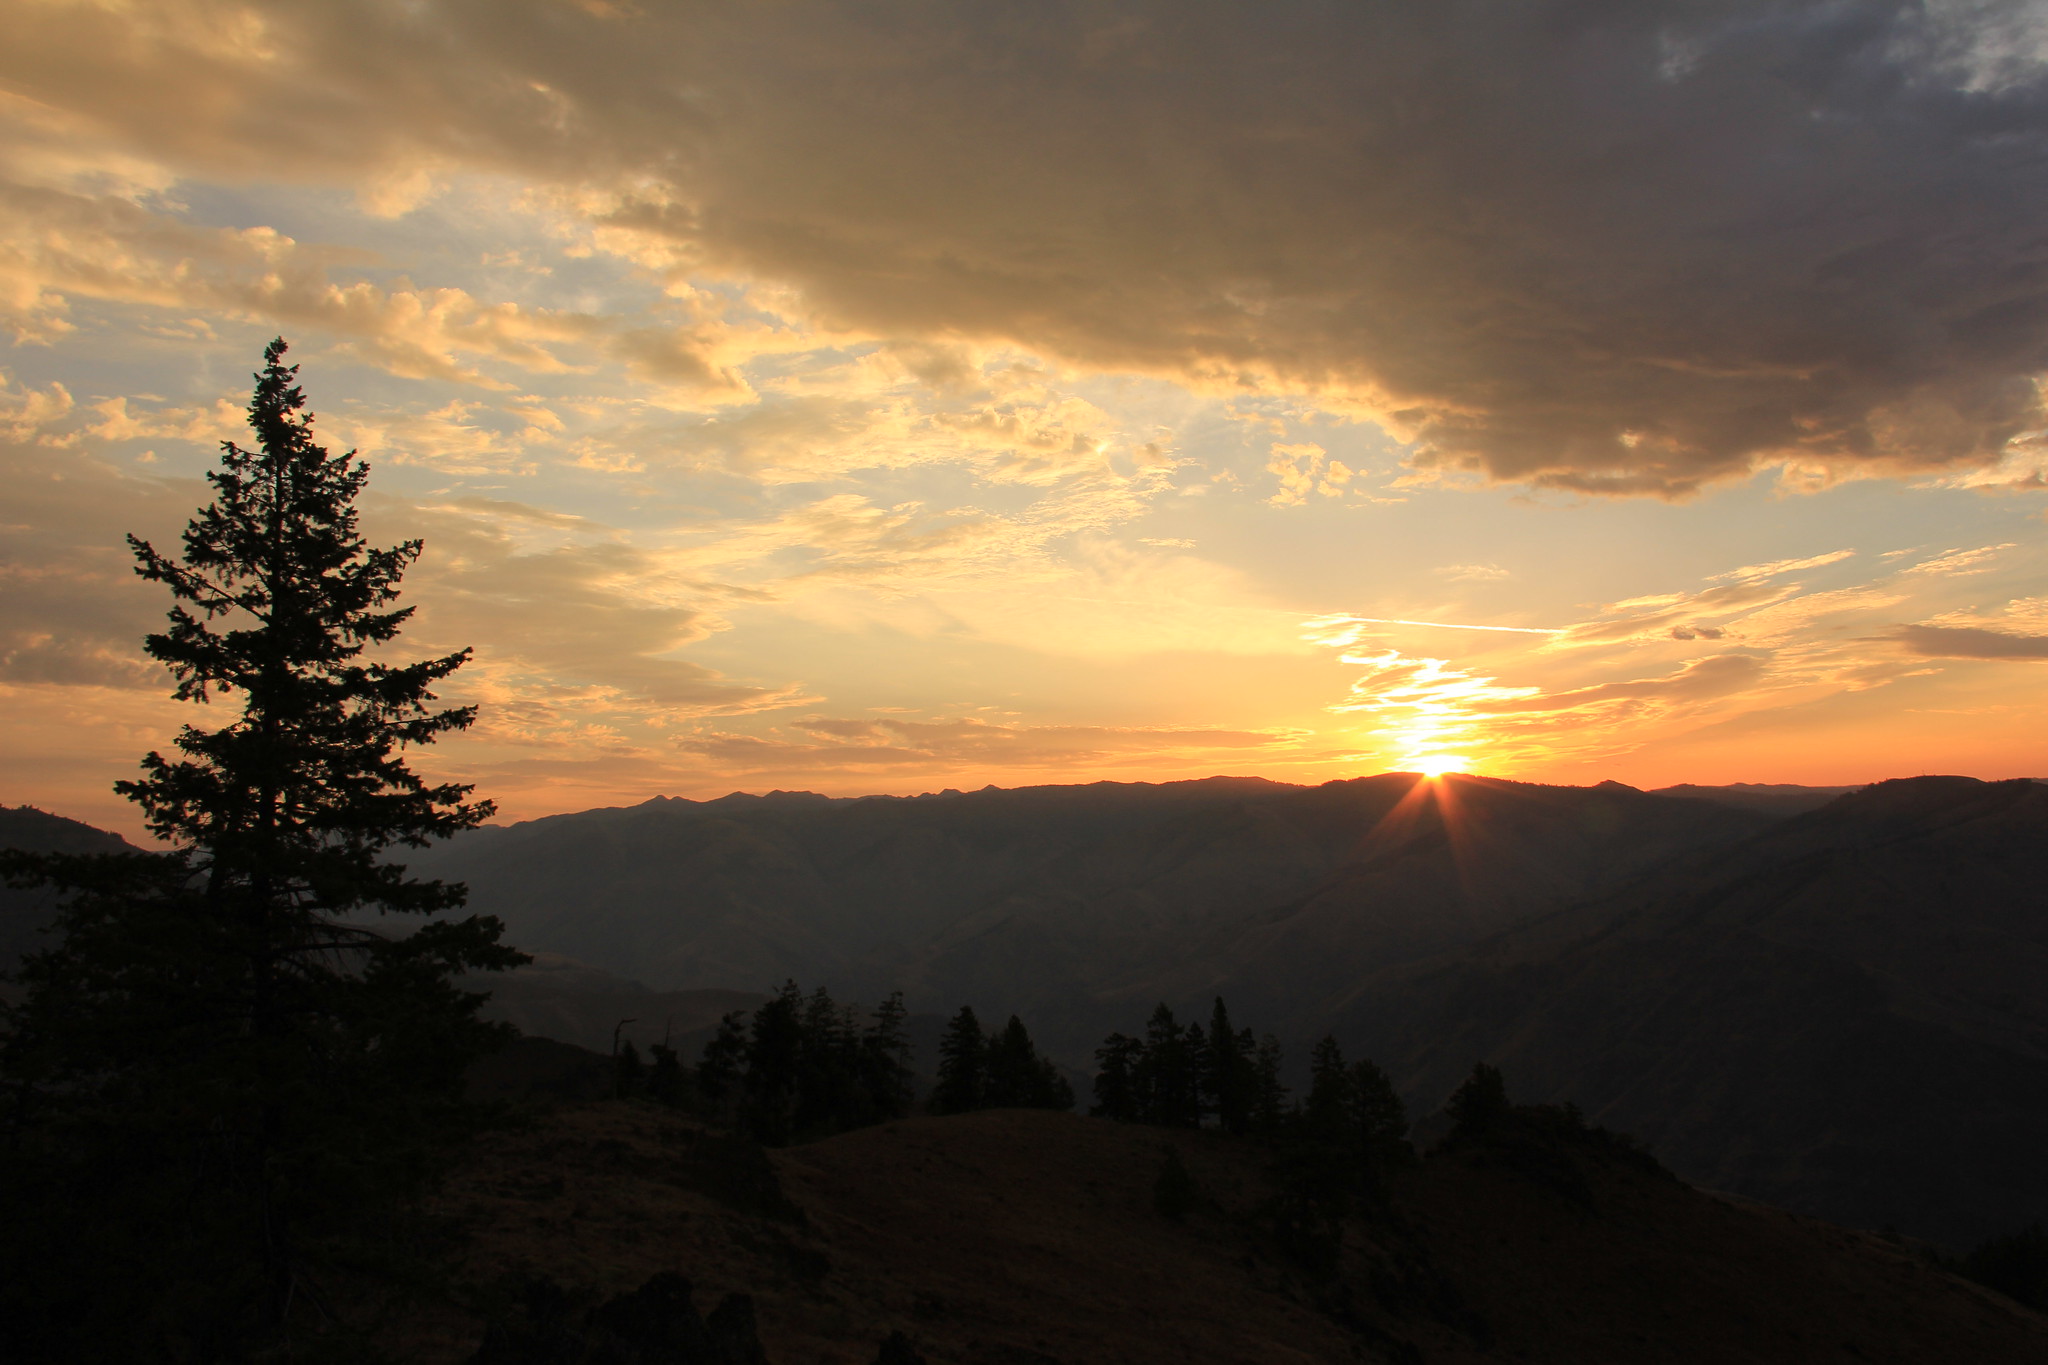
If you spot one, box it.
[1200,998,1253,1135]
[0,340,522,1359]
[697,1010,748,1104]
[1091,1031,1142,1121]
[646,1041,687,1106]
[984,1014,1075,1111]
[859,991,915,1120]
[1304,1034,1356,1139]
[1184,1021,1210,1123]
[742,980,805,1143]
[930,1005,987,1115]
[793,984,859,1137]
[615,1039,647,1099]
[1445,1061,1511,1138]
[1348,1057,1412,1166]
[697,984,917,1141]
[1251,1032,1289,1136]
[1135,1003,1198,1128]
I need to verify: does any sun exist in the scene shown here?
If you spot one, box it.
[1413,754,1468,778]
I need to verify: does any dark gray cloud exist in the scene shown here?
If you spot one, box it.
[1893,623,2048,658]
[9,1,2048,492]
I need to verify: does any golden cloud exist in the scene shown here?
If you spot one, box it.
[3,2,2046,490]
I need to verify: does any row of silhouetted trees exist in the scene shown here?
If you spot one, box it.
[931,1006,1076,1113]
[619,982,1075,1144]
[1089,997,1420,1269]
[1090,998,1287,1132]
[615,980,915,1145]
[1090,997,1409,1152]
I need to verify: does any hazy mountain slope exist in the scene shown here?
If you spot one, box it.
[1337,776,2048,1246]
[417,775,1773,1062]
[383,1102,2048,1363]
[472,952,765,1056]
[1107,776,1773,1043]
[0,805,136,980]
[1649,781,1864,815]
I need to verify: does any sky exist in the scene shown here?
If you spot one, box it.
[3,0,2048,839]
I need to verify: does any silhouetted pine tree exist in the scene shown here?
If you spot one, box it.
[615,1039,646,1099]
[860,991,915,1120]
[1252,1033,1289,1135]
[697,1010,747,1104]
[0,340,523,1359]
[1349,1057,1412,1167]
[1200,998,1254,1135]
[793,985,861,1137]
[1304,1034,1355,1139]
[1094,1009,1285,1134]
[1091,1032,1142,1120]
[1445,1061,1511,1138]
[743,981,805,1143]
[646,1042,687,1106]
[983,1015,1075,1110]
[691,983,916,1141]
[1282,1035,1366,1221]
[1135,1003,1199,1127]
[930,1005,987,1115]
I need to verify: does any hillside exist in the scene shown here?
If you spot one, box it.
[371,1101,2046,1364]
[1338,776,2048,1247]
[412,774,1775,1063]
[15,777,2036,1251]
[0,805,136,982]
[474,952,766,1057]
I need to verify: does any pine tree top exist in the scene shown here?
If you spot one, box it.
[118,338,493,916]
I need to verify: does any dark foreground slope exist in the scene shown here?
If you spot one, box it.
[1341,776,2048,1247]
[415,775,1771,1061]
[376,1102,2044,1364]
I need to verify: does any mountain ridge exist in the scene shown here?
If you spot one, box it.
[1334,775,2048,1246]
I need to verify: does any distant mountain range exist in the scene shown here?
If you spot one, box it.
[407,775,1789,1056]
[8,774,2044,1247]
[0,804,135,991]
[1339,774,2048,1248]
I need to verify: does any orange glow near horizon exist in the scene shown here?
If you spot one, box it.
[2,7,2047,834]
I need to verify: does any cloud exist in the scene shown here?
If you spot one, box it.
[384,499,806,719]
[0,171,769,392]
[7,2,2048,491]
[1490,654,1768,713]
[1435,563,1511,583]
[1266,442,1353,506]
[676,714,1304,777]
[1898,543,2017,576]
[0,435,195,690]
[1710,550,1857,584]
[1550,581,1800,648]
[568,354,1150,487]
[1308,529,2048,770]
[1892,623,2048,659]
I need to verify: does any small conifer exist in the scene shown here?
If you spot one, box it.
[930,1005,987,1115]
[1445,1061,1512,1138]
[1091,1032,1143,1120]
